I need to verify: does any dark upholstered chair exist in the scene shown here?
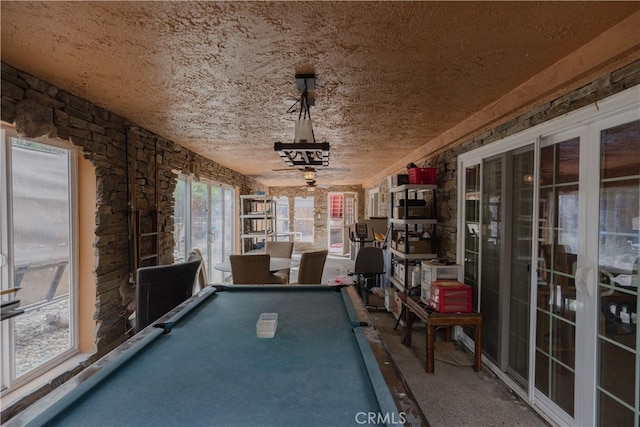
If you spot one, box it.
[295,250,329,284]
[135,257,202,333]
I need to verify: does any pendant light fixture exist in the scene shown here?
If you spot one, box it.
[274,74,330,167]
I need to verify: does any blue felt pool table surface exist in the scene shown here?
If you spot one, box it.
[16,285,426,427]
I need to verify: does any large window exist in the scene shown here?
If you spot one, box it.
[294,197,314,242]
[173,175,234,282]
[275,197,290,239]
[1,130,77,393]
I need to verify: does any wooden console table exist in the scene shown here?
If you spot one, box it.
[399,292,482,373]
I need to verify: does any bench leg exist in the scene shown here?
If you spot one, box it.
[426,324,435,373]
[474,323,482,372]
[402,307,414,347]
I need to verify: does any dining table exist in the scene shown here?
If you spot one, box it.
[213,257,300,273]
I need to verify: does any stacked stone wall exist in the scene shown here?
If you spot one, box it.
[1,61,263,360]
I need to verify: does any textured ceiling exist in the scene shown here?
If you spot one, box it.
[1,1,638,187]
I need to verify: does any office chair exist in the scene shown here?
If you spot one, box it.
[348,246,385,306]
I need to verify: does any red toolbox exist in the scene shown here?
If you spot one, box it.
[428,280,472,313]
[408,167,436,184]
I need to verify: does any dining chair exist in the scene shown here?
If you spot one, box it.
[187,248,207,291]
[135,257,202,333]
[229,254,272,284]
[265,241,295,283]
[295,250,329,284]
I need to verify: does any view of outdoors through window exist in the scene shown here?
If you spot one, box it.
[294,197,314,242]
[172,176,234,282]
[2,137,74,389]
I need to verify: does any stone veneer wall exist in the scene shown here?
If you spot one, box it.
[371,60,640,260]
[1,61,263,399]
[269,185,364,252]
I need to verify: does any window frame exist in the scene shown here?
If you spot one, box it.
[0,127,80,394]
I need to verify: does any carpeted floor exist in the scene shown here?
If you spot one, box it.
[292,252,551,427]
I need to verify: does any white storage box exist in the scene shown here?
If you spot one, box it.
[393,291,403,320]
[420,261,462,304]
[385,287,396,313]
[420,261,461,284]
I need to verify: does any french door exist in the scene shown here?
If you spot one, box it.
[458,88,639,425]
[173,176,235,283]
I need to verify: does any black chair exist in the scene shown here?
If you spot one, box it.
[348,246,385,306]
[135,257,202,333]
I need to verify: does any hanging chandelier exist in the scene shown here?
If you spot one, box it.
[274,74,330,167]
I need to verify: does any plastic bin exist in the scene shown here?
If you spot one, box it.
[408,167,436,184]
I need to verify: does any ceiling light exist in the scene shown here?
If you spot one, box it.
[274,74,330,167]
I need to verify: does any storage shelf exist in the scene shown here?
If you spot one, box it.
[388,183,439,291]
[390,248,437,260]
[240,195,277,254]
[391,184,437,192]
[241,213,274,219]
[388,218,437,225]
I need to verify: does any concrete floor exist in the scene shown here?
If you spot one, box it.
[293,253,551,427]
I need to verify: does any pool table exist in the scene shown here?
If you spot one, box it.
[11,285,427,426]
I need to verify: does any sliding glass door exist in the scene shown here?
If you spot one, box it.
[594,118,639,426]
[478,147,534,383]
[458,88,639,425]
[173,176,235,283]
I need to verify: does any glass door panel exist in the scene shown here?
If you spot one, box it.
[190,181,209,270]
[597,119,639,426]
[480,156,502,363]
[209,186,234,283]
[536,138,580,416]
[508,147,534,387]
[464,165,480,309]
[209,186,223,282]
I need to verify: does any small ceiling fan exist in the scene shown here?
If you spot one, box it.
[302,180,330,192]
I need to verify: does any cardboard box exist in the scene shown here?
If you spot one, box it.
[393,206,430,219]
[396,239,432,254]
